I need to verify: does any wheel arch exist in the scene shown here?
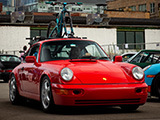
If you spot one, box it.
[10,72,20,89]
[39,73,53,100]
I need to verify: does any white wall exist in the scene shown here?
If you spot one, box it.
[0,26,30,56]
[145,29,160,50]
[73,27,117,45]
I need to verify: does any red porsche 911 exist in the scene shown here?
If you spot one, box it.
[9,38,148,113]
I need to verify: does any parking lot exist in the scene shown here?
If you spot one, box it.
[0,80,160,120]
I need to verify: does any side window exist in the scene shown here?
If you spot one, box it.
[152,53,160,63]
[28,45,40,61]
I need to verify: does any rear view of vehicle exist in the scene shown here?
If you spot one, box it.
[0,54,21,82]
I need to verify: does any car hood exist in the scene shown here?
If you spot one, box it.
[67,60,129,84]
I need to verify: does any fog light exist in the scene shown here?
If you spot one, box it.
[136,89,142,93]
[73,90,81,95]
[135,87,148,93]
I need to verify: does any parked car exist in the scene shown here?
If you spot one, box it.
[0,54,21,82]
[9,38,148,113]
[121,52,137,62]
[143,64,160,99]
[127,49,160,68]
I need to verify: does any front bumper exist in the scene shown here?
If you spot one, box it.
[51,83,148,106]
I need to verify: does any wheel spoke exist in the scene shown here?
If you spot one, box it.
[9,77,16,102]
[41,79,51,109]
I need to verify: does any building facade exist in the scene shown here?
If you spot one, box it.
[107,0,160,18]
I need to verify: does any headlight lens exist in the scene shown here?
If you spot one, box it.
[132,67,144,80]
[61,67,73,81]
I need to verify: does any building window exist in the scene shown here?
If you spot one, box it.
[129,6,136,11]
[150,3,155,13]
[117,31,145,49]
[31,29,47,38]
[139,4,146,12]
[86,8,91,10]
[77,8,82,11]
[55,7,59,11]
[72,8,76,11]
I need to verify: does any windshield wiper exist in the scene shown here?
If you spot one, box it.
[80,56,97,59]
[97,57,109,60]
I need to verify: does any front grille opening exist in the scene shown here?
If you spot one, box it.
[75,98,141,104]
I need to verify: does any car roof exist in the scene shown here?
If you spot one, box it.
[140,49,160,52]
[0,54,18,57]
[121,52,137,56]
[34,38,94,45]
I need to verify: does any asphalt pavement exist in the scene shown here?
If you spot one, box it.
[0,81,160,120]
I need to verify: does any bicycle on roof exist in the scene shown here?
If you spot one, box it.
[45,1,82,38]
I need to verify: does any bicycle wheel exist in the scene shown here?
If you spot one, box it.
[47,21,57,38]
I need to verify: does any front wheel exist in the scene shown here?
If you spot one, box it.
[9,75,22,105]
[155,77,160,99]
[47,21,57,38]
[41,76,54,113]
[120,105,139,111]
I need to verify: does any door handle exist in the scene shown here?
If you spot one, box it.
[21,67,24,70]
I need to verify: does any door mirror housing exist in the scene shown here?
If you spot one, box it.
[25,56,36,63]
[25,56,41,66]
[113,56,122,62]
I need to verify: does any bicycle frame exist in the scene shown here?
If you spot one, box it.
[46,1,82,38]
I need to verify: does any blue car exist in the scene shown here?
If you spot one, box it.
[143,64,160,99]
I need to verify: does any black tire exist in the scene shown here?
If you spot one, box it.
[9,74,22,105]
[151,74,160,99]
[41,76,54,113]
[155,76,160,99]
[47,21,57,38]
[120,105,139,111]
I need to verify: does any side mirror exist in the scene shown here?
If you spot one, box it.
[25,56,41,66]
[113,56,122,62]
[25,56,36,63]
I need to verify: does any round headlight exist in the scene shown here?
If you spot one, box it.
[61,67,73,81]
[132,67,144,80]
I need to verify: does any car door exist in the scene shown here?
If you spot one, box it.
[21,44,40,94]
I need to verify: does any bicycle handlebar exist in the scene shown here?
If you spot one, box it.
[45,1,82,6]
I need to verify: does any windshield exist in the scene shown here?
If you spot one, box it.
[40,40,109,62]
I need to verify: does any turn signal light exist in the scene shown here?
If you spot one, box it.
[55,89,84,96]
[147,75,155,78]
[55,89,69,95]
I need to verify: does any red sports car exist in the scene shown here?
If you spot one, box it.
[9,38,148,113]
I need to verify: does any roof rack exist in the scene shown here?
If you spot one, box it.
[26,36,45,46]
